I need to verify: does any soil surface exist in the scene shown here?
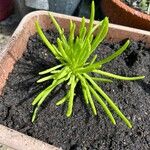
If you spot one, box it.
[0,31,150,150]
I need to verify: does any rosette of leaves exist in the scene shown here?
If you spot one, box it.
[32,1,145,128]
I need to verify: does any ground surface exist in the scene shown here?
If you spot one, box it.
[0,31,150,150]
[0,14,19,53]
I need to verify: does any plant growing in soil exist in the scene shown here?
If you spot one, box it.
[32,0,145,128]
[123,0,150,14]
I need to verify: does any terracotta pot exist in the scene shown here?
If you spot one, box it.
[0,0,14,21]
[0,10,150,149]
[100,0,150,31]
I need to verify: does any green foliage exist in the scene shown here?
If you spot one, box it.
[140,0,150,14]
[123,0,150,14]
[32,1,145,128]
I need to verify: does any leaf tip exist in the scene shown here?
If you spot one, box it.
[66,112,71,117]
[31,118,35,123]
[56,102,60,106]
[32,102,35,106]
[128,123,132,129]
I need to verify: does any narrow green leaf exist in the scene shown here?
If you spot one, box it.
[66,75,77,117]
[49,13,69,50]
[80,35,95,65]
[56,93,69,105]
[86,0,95,38]
[91,21,102,33]
[73,36,82,61]
[32,84,57,122]
[82,86,89,104]
[91,17,109,52]
[84,73,132,128]
[79,74,97,115]
[79,17,86,38]
[32,84,53,106]
[57,38,70,63]
[98,40,130,65]
[37,75,55,83]
[88,84,116,125]
[90,54,97,65]
[91,77,113,83]
[51,44,62,57]
[77,39,91,66]
[50,70,61,74]
[35,21,59,57]
[67,72,73,85]
[93,69,145,81]
[37,89,51,107]
[32,107,39,122]
[78,74,89,104]
[39,64,63,75]
[89,34,93,43]
[49,13,62,35]
[32,91,44,106]
[77,0,95,65]
[76,64,102,74]
[86,84,97,115]
[69,21,76,48]
[80,27,87,41]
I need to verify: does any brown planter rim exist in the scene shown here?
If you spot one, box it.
[111,0,150,21]
[1,10,150,150]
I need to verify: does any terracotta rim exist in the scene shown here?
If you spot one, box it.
[113,0,150,21]
[0,125,62,150]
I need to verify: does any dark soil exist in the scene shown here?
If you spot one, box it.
[0,30,150,150]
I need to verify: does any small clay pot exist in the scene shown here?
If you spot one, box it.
[0,0,14,21]
[100,0,150,31]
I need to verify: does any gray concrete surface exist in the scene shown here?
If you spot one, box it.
[0,13,19,52]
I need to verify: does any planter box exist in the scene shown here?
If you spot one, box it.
[0,11,150,149]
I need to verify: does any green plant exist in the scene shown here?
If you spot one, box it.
[140,0,150,14]
[32,1,145,128]
[123,0,150,14]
